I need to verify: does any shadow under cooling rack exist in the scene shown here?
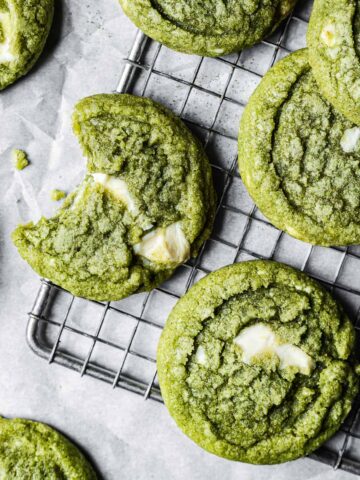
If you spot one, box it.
[26,0,360,475]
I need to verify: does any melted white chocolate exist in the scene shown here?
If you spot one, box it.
[340,127,360,153]
[134,222,190,264]
[234,323,314,375]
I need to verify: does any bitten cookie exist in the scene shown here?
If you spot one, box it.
[13,94,216,301]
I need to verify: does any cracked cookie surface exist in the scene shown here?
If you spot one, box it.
[238,48,360,246]
[157,260,358,464]
[118,0,297,57]
[0,418,97,479]
[12,94,216,301]
[0,0,53,90]
[308,0,360,125]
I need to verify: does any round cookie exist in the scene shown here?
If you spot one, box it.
[0,0,54,90]
[118,0,298,57]
[238,48,360,246]
[12,94,216,301]
[157,260,359,464]
[307,0,360,125]
[0,417,97,478]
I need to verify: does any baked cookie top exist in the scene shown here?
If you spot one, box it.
[12,94,216,301]
[239,48,360,246]
[308,0,360,125]
[0,0,54,90]
[118,0,297,57]
[157,260,358,464]
[0,418,97,479]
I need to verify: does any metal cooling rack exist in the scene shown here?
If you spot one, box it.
[27,0,360,474]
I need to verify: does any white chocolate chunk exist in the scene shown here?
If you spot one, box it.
[234,324,277,364]
[340,127,360,153]
[320,23,337,47]
[327,46,340,60]
[211,48,225,55]
[134,222,190,264]
[0,11,15,63]
[195,346,207,365]
[92,173,138,215]
[276,344,314,375]
[92,173,153,230]
[234,323,314,375]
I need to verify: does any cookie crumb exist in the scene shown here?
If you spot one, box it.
[51,189,66,201]
[12,149,29,170]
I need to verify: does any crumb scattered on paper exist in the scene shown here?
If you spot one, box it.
[12,149,29,170]
[50,189,66,201]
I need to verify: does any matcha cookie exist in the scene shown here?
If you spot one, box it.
[157,260,359,464]
[13,94,216,301]
[118,0,298,57]
[0,0,54,90]
[0,417,97,479]
[239,48,360,246]
[307,0,360,125]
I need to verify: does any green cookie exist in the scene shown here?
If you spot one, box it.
[157,260,358,464]
[13,94,216,301]
[239,48,360,246]
[307,0,360,125]
[0,0,54,90]
[0,418,97,479]
[118,0,298,57]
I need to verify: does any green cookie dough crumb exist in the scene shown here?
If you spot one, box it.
[118,0,298,57]
[0,417,97,479]
[238,48,360,246]
[157,260,359,464]
[12,94,216,301]
[51,189,66,201]
[12,149,29,170]
[0,0,54,90]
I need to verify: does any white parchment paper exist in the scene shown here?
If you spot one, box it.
[0,0,356,478]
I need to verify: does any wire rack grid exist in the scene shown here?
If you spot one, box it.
[27,0,360,474]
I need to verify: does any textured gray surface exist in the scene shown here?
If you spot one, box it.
[0,0,357,478]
